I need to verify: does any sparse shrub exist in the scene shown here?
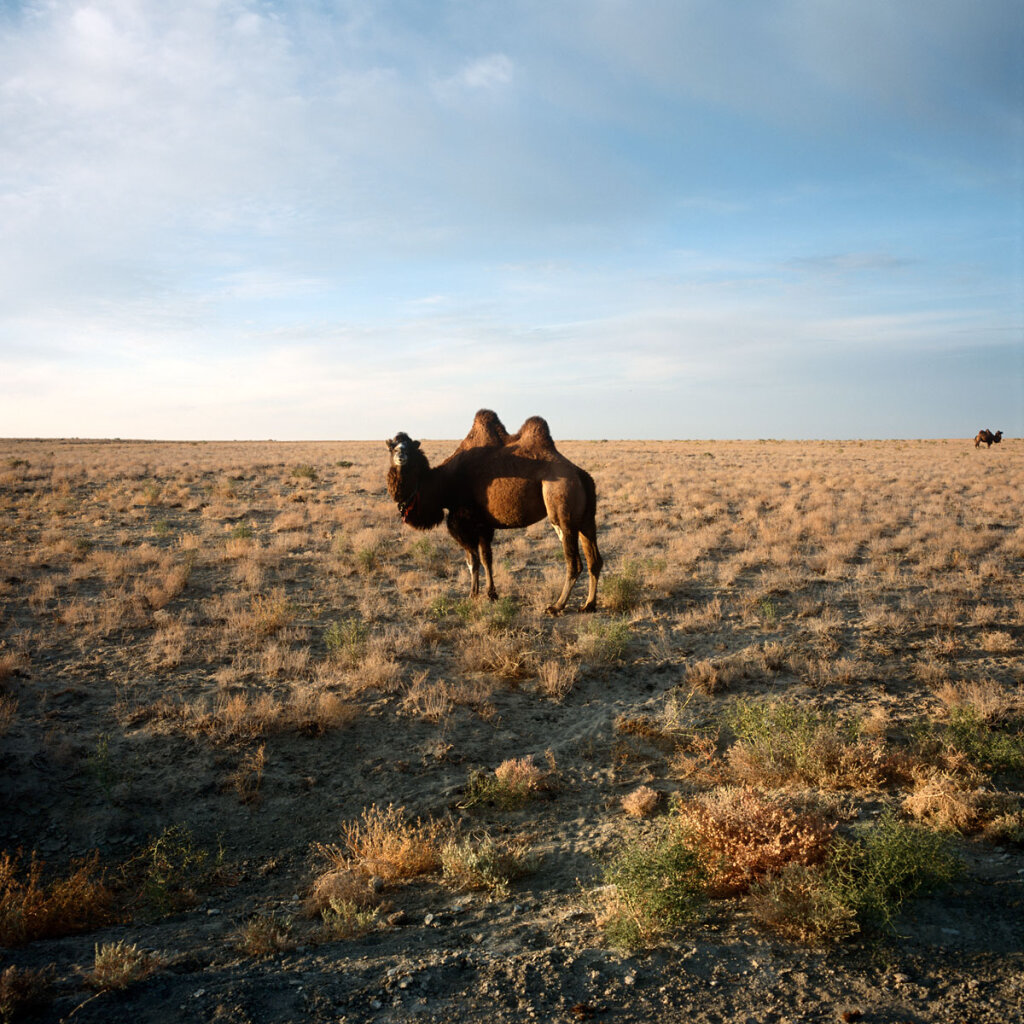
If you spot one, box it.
[459,627,537,680]
[486,595,519,631]
[305,868,381,918]
[318,898,381,941]
[938,706,1024,774]
[724,699,904,789]
[674,788,835,894]
[324,617,368,664]
[602,560,645,613]
[337,804,449,882]
[242,589,294,638]
[901,769,983,833]
[441,833,536,899]
[231,522,254,540]
[133,825,224,918]
[87,941,163,991]
[0,964,53,1023]
[824,812,962,933]
[0,851,116,946]
[749,863,858,944]
[229,743,266,804]
[536,657,579,701]
[600,825,709,948]
[292,463,318,481]
[751,813,961,943]
[233,913,295,956]
[429,594,474,622]
[575,618,631,665]
[464,755,554,810]
[0,695,16,737]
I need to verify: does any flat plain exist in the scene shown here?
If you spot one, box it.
[1,436,1022,1023]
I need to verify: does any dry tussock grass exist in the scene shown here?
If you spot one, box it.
[0,851,117,946]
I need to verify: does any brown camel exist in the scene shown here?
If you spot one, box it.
[386,410,602,613]
[975,429,1003,448]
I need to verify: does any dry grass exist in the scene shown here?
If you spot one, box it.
[0,851,116,946]
[331,804,450,883]
[0,436,1022,972]
[673,788,836,894]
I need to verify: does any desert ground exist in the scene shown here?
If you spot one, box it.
[1,435,1022,1023]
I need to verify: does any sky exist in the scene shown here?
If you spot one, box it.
[1,0,1021,440]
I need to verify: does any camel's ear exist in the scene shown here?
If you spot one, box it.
[386,438,396,451]
[412,439,421,450]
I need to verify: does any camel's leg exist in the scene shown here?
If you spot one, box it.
[546,523,582,614]
[447,517,481,598]
[479,533,498,601]
[466,550,481,598]
[578,523,603,613]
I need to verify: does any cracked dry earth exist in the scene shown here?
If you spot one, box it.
[0,437,1022,1023]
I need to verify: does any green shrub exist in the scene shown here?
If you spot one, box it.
[324,617,368,664]
[601,825,708,948]
[576,618,631,665]
[751,812,962,943]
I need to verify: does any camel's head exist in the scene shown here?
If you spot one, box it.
[386,432,420,469]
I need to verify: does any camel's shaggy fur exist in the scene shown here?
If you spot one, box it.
[386,410,602,613]
[975,429,1003,448]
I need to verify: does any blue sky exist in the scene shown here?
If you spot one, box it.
[1,0,1021,440]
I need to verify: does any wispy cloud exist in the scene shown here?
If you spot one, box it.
[0,0,1019,439]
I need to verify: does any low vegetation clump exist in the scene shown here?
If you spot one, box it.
[233,913,296,956]
[750,813,962,943]
[673,788,836,894]
[0,851,116,947]
[129,824,225,919]
[86,940,164,991]
[600,824,709,949]
[0,965,52,1023]
[441,833,537,899]
[334,804,449,882]
[463,755,555,810]
[723,699,905,789]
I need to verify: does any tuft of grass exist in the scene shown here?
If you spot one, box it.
[463,755,554,810]
[601,560,652,613]
[600,824,709,949]
[292,463,318,481]
[233,913,295,957]
[318,898,381,941]
[335,804,449,882]
[86,941,164,991]
[0,851,116,947]
[575,618,632,665]
[324,617,368,664]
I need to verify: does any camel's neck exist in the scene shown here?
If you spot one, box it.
[388,458,444,530]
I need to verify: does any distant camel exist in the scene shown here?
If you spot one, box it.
[975,429,1003,448]
[386,410,602,613]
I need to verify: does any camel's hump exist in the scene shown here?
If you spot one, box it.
[467,409,511,445]
[515,416,556,451]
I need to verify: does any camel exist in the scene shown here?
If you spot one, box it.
[386,410,602,613]
[975,429,1003,448]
